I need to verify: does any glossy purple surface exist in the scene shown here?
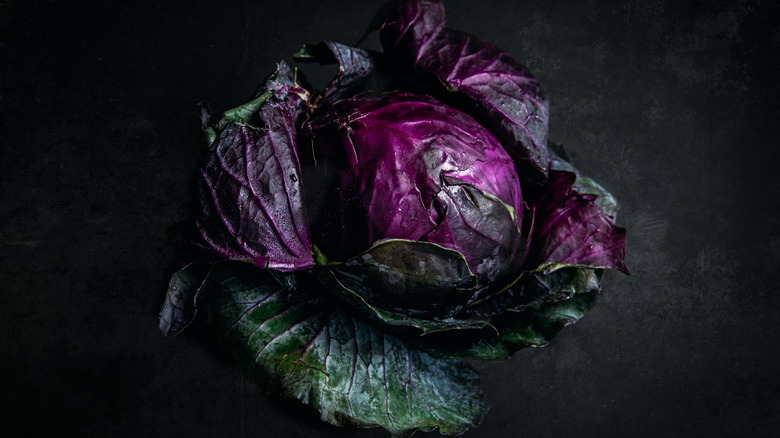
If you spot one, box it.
[304,92,523,273]
[195,65,314,271]
[525,170,629,274]
[373,0,551,183]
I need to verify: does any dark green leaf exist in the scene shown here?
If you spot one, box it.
[221,88,274,129]
[465,267,601,319]
[329,239,477,318]
[471,289,599,358]
[193,262,489,436]
[318,268,490,334]
[414,267,601,360]
[158,263,211,337]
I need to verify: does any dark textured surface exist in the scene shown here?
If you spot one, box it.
[1,0,778,437]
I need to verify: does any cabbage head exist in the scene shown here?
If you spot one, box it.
[159,1,628,435]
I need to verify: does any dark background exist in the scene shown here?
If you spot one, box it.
[2,0,779,437]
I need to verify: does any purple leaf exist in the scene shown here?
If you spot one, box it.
[424,181,523,288]
[195,63,314,271]
[370,0,550,183]
[525,170,629,274]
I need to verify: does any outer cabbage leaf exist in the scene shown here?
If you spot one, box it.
[460,288,599,359]
[317,239,495,334]
[162,261,488,436]
[369,0,550,183]
[318,267,489,335]
[412,267,602,360]
[293,41,375,110]
[327,239,477,318]
[158,263,211,337]
[523,170,629,274]
[549,145,619,219]
[464,267,601,319]
[195,62,314,271]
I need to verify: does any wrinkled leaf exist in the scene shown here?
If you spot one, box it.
[158,263,211,337]
[294,41,375,108]
[414,268,601,360]
[569,175,619,220]
[318,268,489,334]
[369,0,550,183]
[326,239,478,319]
[195,62,314,271]
[466,289,599,359]
[549,147,619,220]
[465,267,601,319]
[221,88,274,130]
[425,180,524,292]
[191,261,489,436]
[524,170,628,274]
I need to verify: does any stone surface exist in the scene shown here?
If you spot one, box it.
[1,0,778,436]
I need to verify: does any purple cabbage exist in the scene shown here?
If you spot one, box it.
[165,1,630,435]
[302,92,524,287]
[192,0,627,313]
